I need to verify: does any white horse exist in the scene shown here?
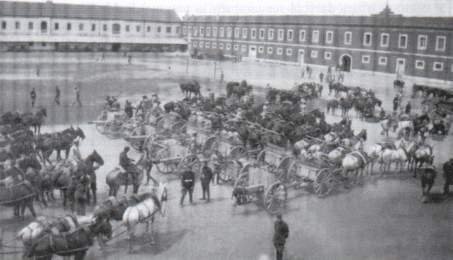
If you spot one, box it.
[326,147,346,165]
[122,182,168,253]
[341,151,369,180]
[412,145,434,176]
[379,147,409,173]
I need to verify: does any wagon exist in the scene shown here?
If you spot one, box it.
[154,112,187,137]
[232,161,287,214]
[123,125,158,151]
[90,111,132,139]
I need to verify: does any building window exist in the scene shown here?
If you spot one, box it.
[66,23,71,31]
[1,21,6,30]
[205,42,210,49]
[219,27,224,37]
[103,24,108,31]
[234,28,240,38]
[324,51,332,60]
[344,32,352,45]
[380,33,389,47]
[436,36,446,51]
[112,24,120,34]
[157,26,161,33]
[79,23,84,31]
[206,27,211,36]
[299,30,306,42]
[251,29,257,39]
[242,28,248,39]
[399,34,408,49]
[267,47,273,54]
[287,30,294,41]
[219,43,224,49]
[362,55,371,64]
[92,24,96,32]
[268,29,274,40]
[415,60,425,70]
[363,32,372,46]
[325,31,333,44]
[277,48,283,55]
[259,29,265,40]
[278,29,284,41]
[378,57,387,65]
[258,46,264,53]
[212,27,217,37]
[136,26,141,32]
[147,26,151,33]
[212,42,217,48]
[28,22,33,30]
[42,43,46,47]
[226,43,231,50]
[234,44,239,51]
[40,21,47,32]
[312,30,319,43]
[286,48,293,56]
[54,23,59,30]
[433,62,444,71]
[311,50,318,58]
[241,45,247,52]
[15,21,20,30]
[227,27,232,38]
[200,27,204,36]
[199,41,204,48]
[417,35,428,50]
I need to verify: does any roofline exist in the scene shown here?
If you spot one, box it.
[0,14,181,24]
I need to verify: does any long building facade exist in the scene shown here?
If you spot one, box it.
[183,6,453,82]
[0,1,186,52]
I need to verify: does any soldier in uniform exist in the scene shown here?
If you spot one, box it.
[443,158,453,195]
[119,147,138,192]
[273,214,289,260]
[180,168,195,205]
[30,88,37,108]
[200,161,213,202]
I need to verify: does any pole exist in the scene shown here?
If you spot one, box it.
[213,61,217,81]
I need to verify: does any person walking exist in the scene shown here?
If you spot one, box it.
[124,100,134,118]
[273,214,289,260]
[72,84,82,107]
[30,88,37,107]
[119,147,138,193]
[54,85,61,105]
[405,101,411,115]
[393,96,399,112]
[319,72,324,83]
[180,168,195,206]
[200,161,213,202]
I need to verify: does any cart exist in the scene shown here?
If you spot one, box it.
[151,138,201,175]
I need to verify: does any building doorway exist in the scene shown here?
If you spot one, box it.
[298,49,305,66]
[340,54,352,72]
[249,45,257,59]
[40,21,47,33]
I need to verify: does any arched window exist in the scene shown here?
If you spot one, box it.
[112,23,120,34]
[40,21,47,32]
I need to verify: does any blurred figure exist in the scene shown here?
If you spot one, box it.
[200,161,213,202]
[30,88,37,107]
[273,214,289,260]
[180,168,195,206]
[54,85,60,105]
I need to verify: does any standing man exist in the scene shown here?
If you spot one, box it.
[273,214,289,260]
[200,161,213,202]
[443,158,453,195]
[30,88,37,107]
[180,168,195,206]
[119,147,138,192]
[393,96,399,112]
[405,101,412,115]
[73,84,82,107]
[319,72,324,83]
[124,100,134,118]
[54,85,61,105]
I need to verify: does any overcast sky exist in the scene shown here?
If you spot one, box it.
[3,0,453,17]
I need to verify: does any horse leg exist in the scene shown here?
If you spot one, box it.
[26,199,37,218]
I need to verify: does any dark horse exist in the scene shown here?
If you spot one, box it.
[36,126,86,163]
[24,220,112,260]
[180,80,201,98]
[419,166,437,199]
[77,150,104,204]
[22,107,47,135]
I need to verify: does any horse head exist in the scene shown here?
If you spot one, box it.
[88,150,104,168]
[76,127,86,140]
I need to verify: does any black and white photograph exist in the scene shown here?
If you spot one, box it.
[0,0,452,259]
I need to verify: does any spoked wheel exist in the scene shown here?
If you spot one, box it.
[264,182,287,215]
[233,171,250,190]
[155,149,179,174]
[313,168,335,198]
[180,154,201,174]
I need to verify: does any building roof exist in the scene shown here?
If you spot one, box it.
[0,1,181,23]
[184,7,453,30]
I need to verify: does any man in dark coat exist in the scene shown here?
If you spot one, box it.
[405,102,411,114]
[119,147,137,190]
[124,100,134,118]
[393,96,399,112]
[273,214,289,260]
[180,169,195,205]
[200,161,213,202]
[443,158,453,195]
[54,85,60,105]
[30,88,37,107]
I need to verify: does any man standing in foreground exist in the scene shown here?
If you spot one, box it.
[180,168,195,206]
[200,161,213,202]
[273,214,289,260]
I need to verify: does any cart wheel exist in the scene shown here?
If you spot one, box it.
[264,182,287,215]
[313,168,335,198]
[155,149,178,174]
[233,171,250,190]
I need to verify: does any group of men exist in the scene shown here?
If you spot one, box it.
[29,84,82,108]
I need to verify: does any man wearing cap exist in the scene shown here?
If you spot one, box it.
[273,214,289,260]
[200,161,213,202]
[180,168,195,205]
[119,147,138,191]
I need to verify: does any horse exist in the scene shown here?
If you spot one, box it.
[23,220,111,260]
[75,150,104,204]
[411,145,434,177]
[341,151,370,181]
[326,99,339,115]
[180,80,201,98]
[419,166,436,199]
[22,107,47,135]
[0,179,37,218]
[226,81,253,100]
[106,153,149,196]
[341,129,367,150]
[380,117,397,137]
[55,127,86,161]
[378,147,409,173]
[339,98,353,117]
[122,183,167,253]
